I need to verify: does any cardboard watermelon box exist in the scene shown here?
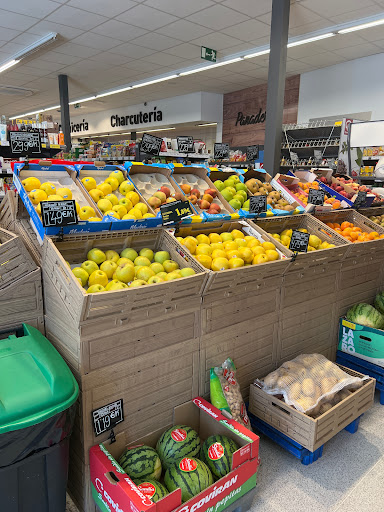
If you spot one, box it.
[89,397,259,512]
[338,317,384,368]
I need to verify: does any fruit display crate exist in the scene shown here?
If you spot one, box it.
[13,218,43,265]
[248,365,375,452]
[358,205,384,223]
[0,226,37,289]
[0,190,17,231]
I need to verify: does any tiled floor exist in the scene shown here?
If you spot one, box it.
[66,392,384,512]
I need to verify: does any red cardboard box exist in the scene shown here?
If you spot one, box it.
[89,397,259,512]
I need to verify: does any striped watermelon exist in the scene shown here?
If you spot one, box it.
[347,303,384,329]
[164,457,213,503]
[119,445,161,481]
[156,425,200,469]
[135,479,168,503]
[375,292,384,315]
[199,435,238,480]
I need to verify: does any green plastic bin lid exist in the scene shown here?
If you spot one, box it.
[0,323,79,433]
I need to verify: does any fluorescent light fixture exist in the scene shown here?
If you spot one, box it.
[197,122,217,127]
[44,105,60,111]
[244,49,270,59]
[131,75,178,88]
[287,32,335,47]
[96,86,132,98]
[137,127,176,133]
[69,96,96,105]
[180,57,242,76]
[14,32,57,60]
[338,18,384,34]
[0,59,20,74]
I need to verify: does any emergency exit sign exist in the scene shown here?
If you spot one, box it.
[201,46,217,62]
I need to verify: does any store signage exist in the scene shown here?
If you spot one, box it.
[289,230,309,253]
[140,133,163,156]
[111,107,163,128]
[9,131,41,154]
[353,190,367,209]
[307,189,325,206]
[177,136,194,153]
[41,200,78,228]
[214,143,230,160]
[201,46,217,62]
[70,119,89,133]
[160,200,193,225]
[235,108,266,126]
[246,145,259,161]
[249,195,267,215]
[92,399,124,436]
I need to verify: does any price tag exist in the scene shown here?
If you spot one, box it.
[9,131,41,155]
[249,195,267,215]
[214,143,230,160]
[92,399,124,436]
[160,200,193,225]
[177,136,194,153]
[41,200,78,228]
[246,145,259,161]
[353,190,367,209]
[289,230,309,253]
[140,133,162,156]
[307,188,325,206]
[291,152,299,164]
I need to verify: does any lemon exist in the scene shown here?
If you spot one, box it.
[228,257,244,268]
[252,246,266,255]
[211,257,229,271]
[223,241,238,252]
[253,254,269,264]
[196,234,210,245]
[281,229,292,237]
[195,253,212,269]
[231,229,244,239]
[265,249,279,261]
[220,233,233,242]
[262,241,276,251]
[280,235,291,246]
[196,244,212,256]
[183,238,197,254]
[22,177,41,191]
[247,238,260,248]
[234,238,247,248]
[238,247,254,263]
[208,233,222,244]
[211,249,227,259]
[226,249,241,259]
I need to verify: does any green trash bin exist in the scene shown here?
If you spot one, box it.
[0,323,79,512]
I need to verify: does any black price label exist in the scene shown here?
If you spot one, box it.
[353,190,367,209]
[177,136,194,153]
[307,188,325,206]
[160,200,193,225]
[246,145,259,161]
[289,230,310,253]
[92,399,124,436]
[9,131,41,155]
[249,195,267,214]
[140,133,163,156]
[41,200,78,228]
[214,143,230,160]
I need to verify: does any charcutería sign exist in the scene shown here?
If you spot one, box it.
[235,108,266,126]
[111,106,163,127]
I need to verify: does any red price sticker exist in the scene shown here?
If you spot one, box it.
[171,428,187,442]
[137,482,156,499]
[208,443,224,461]
[179,458,197,472]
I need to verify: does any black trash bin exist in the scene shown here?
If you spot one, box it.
[0,324,79,512]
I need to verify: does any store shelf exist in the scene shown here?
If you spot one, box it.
[362,156,381,160]
[159,151,209,159]
[0,144,65,159]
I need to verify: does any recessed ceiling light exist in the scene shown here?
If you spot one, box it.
[287,32,335,47]
[338,18,384,33]
[197,123,218,127]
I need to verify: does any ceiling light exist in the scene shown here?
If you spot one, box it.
[338,18,384,34]
[180,57,243,76]
[69,96,96,105]
[96,86,132,98]
[43,105,60,111]
[0,59,20,74]
[131,75,178,88]
[244,49,270,59]
[287,32,335,47]
[197,123,218,127]
[136,127,176,133]
[14,32,57,60]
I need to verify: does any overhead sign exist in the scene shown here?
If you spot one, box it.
[289,230,309,253]
[307,188,325,206]
[160,200,193,225]
[246,145,259,161]
[214,143,230,160]
[9,131,41,155]
[140,133,163,156]
[92,399,124,436]
[177,136,194,153]
[201,46,217,62]
[41,200,78,228]
[249,195,267,215]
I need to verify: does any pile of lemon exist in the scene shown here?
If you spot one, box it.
[176,228,280,271]
[270,228,335,251]
[81,170,155,221]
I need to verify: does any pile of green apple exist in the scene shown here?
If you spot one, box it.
[71,247,197,293]
[213,175,249,211]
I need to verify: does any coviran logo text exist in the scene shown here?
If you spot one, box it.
[236,109,266,126]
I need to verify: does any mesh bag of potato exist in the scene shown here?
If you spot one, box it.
[210,358,252,430]
[258,354,366,417]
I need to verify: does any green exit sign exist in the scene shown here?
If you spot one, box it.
[201,46,217,62]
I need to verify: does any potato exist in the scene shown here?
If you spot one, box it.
[263,370,279,388]
[302,378,316,397]
[321,377,338,394]
[295,397,316,411]
[289,381,302,399]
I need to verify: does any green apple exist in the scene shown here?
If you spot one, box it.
[87,284,105,293]
[236,190,248,201]
[156,272,167,280]
[134,256,151,267]
[119,180,135,195]
[129,279,147,287]
[165,271,181,280]
[154,251,170,265]
[163,260,179,273]
[105,280,128,291]
[119,198,133,211]
[180,267,196,277]
[136,266,155,281]
[120,248,138,261]
[100,260,118,279]
[231,175,240,183]
[236,183,247,192]
[214,180,225,191]
[221,189,234,202]
[105,194,119,206]
[139,248,154,261]
[148,275,164,284]
[109,170,125,185]
[87,248,106,265]
[114,263,135,283]
[229,198,242,210]
[105,250,120,263]
[223,179,236,188]
[72,267,89,286]
[88,270,108,287]
[117,257,134,267]
[81,260,99,276]
[150,262,164,274]
[233,194,245,205]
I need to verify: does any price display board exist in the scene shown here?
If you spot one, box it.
[9,131,41,155]
[307,188,325,206]
[140,133,163,156]
[214,143,230,160]
[246,145,259,161]
[353,190,367,209]
[289,230,310,253]
[41,200,78,228]
[92,399,124,436]
[177,136,194,153]
[160,200,193,225]
[249,195,267,215]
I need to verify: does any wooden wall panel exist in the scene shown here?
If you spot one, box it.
[222,75,300,146]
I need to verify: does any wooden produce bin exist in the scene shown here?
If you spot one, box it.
[0,226,37,289]
[0,190,17,231]
[249,366,375,452]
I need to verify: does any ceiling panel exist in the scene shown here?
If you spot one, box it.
[45,6,108,31]
[91,20,148,41]
[26,21,84,40]
[131,33,181,51]
[221,0,271,18]
[109,42,157,58]
[70,33,124,51]
[0,9,40,31]
[333,42,383,59]
[186,5,249,30]
[67,0,137,17]
[156,20,212,42]
[191,33,245,51]
[2,0,60,18]
[118,5,178,30]
[144,0,215,18]
[222,19,271,42]
[300,0,376,18]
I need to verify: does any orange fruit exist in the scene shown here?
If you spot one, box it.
[350,232,359,240]
[343,227,352,236]
[341,222,350,230]
[332,201,341,209]
[328,223,334,229]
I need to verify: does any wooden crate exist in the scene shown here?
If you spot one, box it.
[0,191,17,230]
[249,366,375,452]
[0,227,37,290]
[13,218,43,265]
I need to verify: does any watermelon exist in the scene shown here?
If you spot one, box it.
[374,292,384,315]
[119,445,161,481]
[156,425,200,469]
[199,435,238,480]
[346,303,384,330]
[164,457,213,503]
[135,479,168,503]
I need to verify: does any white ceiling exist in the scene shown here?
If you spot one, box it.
[0,0,384,118]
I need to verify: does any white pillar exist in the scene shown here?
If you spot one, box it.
[215,122,223,143]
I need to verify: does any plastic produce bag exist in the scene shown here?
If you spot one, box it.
[210,358,252,430]
[258,354,366,417]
